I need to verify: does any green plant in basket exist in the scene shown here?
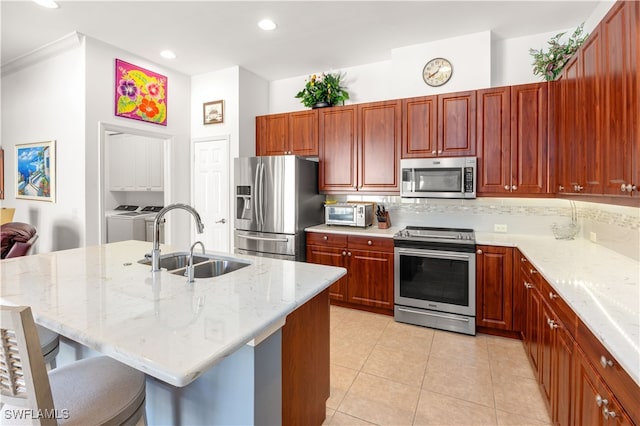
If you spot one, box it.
[530,23,588,81]
[295,72,350,108]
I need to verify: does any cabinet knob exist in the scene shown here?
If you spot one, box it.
[548,319,558,330]
[511,185,518,191]
[595,395,609,407]
[600,355,614,368]
[558,185,565,191]
[521,257,527,262]
[524,282,533,289]
[367,240,373,246]
[549,292,558,299]
[432,150,437,154]
[347,251,352,256]
[530,269,537,274]
[504,185,510,191]
[438,150,442,154]
[476,249,483,254]
[603,406,617,420]
[342,251,347,256]
[621,183,637,192]
[323,235,328,240]
[574,184,584,192]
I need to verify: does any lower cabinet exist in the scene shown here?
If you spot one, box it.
[475,245,514,331]
[306,232,394,314]
[517,251,638,426]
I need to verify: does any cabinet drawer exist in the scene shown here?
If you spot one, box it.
[306,232,348,248]
[347,235,394,252]
[576,319,640,424]
[538,278,576,337]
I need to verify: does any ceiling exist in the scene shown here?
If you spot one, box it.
[1,1,600,81]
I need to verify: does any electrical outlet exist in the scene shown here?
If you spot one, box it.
[494,224,508,233]
[590,232,597,242]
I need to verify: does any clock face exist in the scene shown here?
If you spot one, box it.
[423,58,453,87]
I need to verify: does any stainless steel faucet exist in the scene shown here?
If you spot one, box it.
[186,241,205,282]
[151,203,205,272]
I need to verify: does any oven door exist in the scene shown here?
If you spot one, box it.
[394,247,476,317]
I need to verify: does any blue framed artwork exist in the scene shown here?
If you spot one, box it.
[16,140,56,202]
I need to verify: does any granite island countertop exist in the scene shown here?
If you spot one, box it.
[306,225,640,386]
[0,240,346,387]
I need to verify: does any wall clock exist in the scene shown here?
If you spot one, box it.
[423,58,453,87]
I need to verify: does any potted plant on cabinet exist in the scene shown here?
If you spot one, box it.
[529,23,588,81]
[295,72,350,108]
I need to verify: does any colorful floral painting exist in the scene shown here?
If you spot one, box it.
[115,59,167,125]
[16,140,56,202]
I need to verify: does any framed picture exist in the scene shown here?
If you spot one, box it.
[16,140,56,202]
[115,59,167,126]
[203,100,224,125]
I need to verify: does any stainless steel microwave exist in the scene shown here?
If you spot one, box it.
[324,203,374,227]
[400,157,477,199]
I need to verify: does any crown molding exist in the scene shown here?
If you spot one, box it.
[1,32,84,77]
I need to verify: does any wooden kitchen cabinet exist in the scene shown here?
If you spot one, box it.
[256,110,319,156]
[319,101,401,194]
[475,245,514,332]
[306,232,394,314]
[476,83,549,195]
[401,91,475,158]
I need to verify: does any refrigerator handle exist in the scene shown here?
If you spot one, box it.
[259,162,266,226]
[253,161,261,226]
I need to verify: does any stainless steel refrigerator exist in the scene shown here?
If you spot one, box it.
[234,156,324,261]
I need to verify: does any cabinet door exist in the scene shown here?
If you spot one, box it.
[147,138,164,191]
[632,1,640,197]
[347,249,394,311]
[554,322,574,426]
[574,348,606,426]
[581,27,604,195]
[357,100,401,193]
[602,2,634,195]
[108,134,135,191]
[476,245,514,330]
[306,244,348,301]
[512,252,529,335]
[510,83,549,194]
[257,113,289,156]
[438,91,476,156]
[562,57,584,194]
[402,96,438,158]
[539,301,555,405]
[476,87,511,194]
[525,277,542,372]
[318,106,358,192]
[289,110,319,156]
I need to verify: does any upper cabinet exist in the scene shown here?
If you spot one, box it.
[477,83,549,195]
[319,100,401,194]
[557,0,639,200]
[256,110,319,156]
[109,135,163,192]
[402,91,476,158]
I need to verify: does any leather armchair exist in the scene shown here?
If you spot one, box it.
[1,222,38,259]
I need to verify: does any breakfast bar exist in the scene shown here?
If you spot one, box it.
[0,240,346,424]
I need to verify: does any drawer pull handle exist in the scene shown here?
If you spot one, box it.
[595,395,608,407]
[603,406,617,420]
[600,356,613,368]
[549,292,558,299]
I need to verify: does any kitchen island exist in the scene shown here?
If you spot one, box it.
[0,240,346,425]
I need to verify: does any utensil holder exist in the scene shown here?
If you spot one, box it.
[377,212,391,229]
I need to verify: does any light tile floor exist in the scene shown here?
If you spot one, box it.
[324,306,552,426]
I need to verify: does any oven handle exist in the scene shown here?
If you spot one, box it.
[396,307,470,323]
[396,247,473,260]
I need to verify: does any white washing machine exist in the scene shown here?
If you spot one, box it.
[107,205,162,243]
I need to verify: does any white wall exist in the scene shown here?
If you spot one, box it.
[238,67,269,158]
[84,36,192,248]
[1,34,86,253]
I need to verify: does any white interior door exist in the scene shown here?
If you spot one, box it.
[192,137,230,253]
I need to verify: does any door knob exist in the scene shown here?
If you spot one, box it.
[215,218,226,224]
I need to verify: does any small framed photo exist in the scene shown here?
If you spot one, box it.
[203,100,224,125]
[16,140,56,202]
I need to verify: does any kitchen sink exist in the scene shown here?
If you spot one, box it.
[138,252,215,270]
[139,252,251,279]
[170,258,250,279]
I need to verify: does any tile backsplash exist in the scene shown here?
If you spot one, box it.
[328,195,640,260]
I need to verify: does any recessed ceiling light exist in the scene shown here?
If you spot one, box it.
[33,0,59,8]
[160,50,176,59]
[258,19,277,31]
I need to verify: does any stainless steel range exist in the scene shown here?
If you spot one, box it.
[394,226,476,335]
